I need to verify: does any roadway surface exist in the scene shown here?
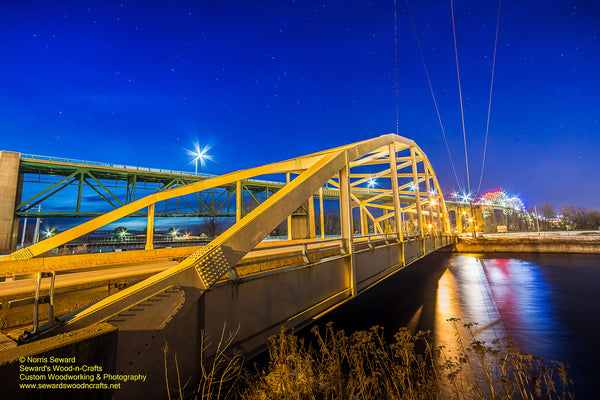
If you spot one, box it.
[0,259,179,297]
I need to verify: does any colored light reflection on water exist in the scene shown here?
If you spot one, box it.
[435,254,560,358]
[320,252,600,399]
[433,253,600,399]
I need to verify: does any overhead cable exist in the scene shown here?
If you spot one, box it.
[450,0,470,193]
[476,0,502,195]
[405,0,463,192]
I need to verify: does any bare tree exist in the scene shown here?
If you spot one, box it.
[559,205,600,230]
[201,215,222,238]
[540,203,555,230]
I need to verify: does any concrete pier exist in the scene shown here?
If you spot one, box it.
[0,151,21,255]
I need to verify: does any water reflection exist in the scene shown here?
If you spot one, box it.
[435,254,560,358]
[435,255,505,353]
[318,252,600,399]
[432,253,597,398]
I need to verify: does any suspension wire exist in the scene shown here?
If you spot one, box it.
[393,0,400,136]
[476,0,502,195]
[405,0,463,192]
[450,0,470,194]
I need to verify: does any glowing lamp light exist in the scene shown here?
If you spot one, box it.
[188,143,213,175]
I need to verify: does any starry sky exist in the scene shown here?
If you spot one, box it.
[1,0,598,209]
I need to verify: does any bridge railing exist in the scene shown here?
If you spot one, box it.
[21,153,216,178]
[2,232,449,335]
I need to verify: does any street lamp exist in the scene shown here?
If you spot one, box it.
[189,143,213,175]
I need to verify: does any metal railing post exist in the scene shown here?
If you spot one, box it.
[339,151,356,296]
[48,271,56,323]
[32,272,41,333]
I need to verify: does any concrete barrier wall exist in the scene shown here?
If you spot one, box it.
[202,236,451,357]
[404,239,423,263]
[201,256,350,355]
[355,243,403,287]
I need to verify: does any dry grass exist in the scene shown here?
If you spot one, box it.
[166,320,574,400]
[164,324,244,400]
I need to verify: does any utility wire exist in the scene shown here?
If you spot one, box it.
[450,0,470,194]
[405,0,463,192]
[394,0,400,136]
[476,0,502,195]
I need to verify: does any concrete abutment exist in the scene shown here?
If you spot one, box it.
[0,151,22,254]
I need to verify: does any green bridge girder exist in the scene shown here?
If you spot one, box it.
[16,156,302,218]
[15,154,505,231]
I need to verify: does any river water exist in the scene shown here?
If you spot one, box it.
[312,252,600,399]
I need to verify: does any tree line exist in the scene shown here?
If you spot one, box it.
[540,203,600,230]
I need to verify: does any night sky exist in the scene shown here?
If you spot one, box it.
[1,1,598,209]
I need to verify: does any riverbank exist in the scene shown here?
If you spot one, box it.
[455,231,600,254]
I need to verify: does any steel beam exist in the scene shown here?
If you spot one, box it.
[145,204,155,251]
[410,147,424,239]
[389,143,403,242]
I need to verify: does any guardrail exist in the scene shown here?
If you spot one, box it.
[3,234,430,333]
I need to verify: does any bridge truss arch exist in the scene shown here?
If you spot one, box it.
[1,134,452,343]
[3,134,451,267]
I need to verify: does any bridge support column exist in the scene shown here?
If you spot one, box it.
[389,144,404,266]
[308,195,316,239]
[389,144,404,242]
[359,205,367,236]
[456,208,464,232]
[145,204,154,251]
[236,180,242,222]
[290,201,312,240]
[339,152,356,297]
[424,164,435,247]
[319,187,325,238]
[410,147,425,255]
[424,165,433,229]
[286,173,292,240]
[0,151,22,254]
[474,206,485,234]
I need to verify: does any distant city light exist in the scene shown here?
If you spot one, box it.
[43,227,57,238]
[475,190,525,211]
